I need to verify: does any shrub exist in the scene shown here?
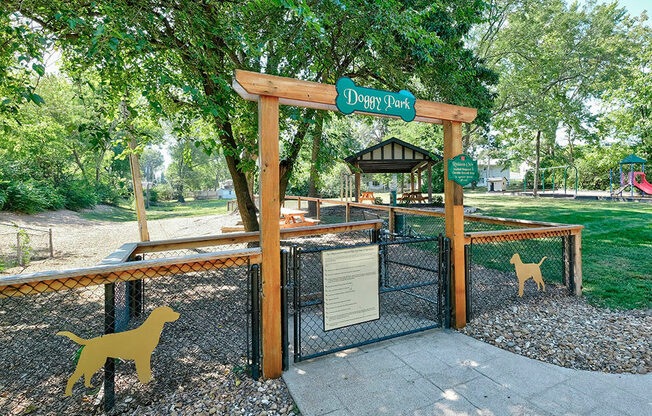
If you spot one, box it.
[94,182,122,205]
[147,187,158,204]
[4,180,53,213]
[152,183,174,201]
[57,180,98,211]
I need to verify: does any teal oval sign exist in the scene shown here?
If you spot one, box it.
[335,77,416,122]
[448,154,479,186]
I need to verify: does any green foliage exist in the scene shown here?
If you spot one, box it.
[57,180,98,211]
[152,183,174,202]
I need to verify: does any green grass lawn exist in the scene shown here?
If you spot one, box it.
[79,198,230,222]
[85,193,650,310]
[464,193,651,310]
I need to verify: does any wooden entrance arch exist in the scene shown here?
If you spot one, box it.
[232,70,477,378]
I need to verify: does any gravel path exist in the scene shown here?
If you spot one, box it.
[0,206,238,275]
[461,296,651,375]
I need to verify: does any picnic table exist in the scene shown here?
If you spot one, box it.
[400,191,427,203]
[281,208,311,225]
[359,191,375,203]
[221,208,321,233]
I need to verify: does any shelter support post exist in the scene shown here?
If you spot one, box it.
[410,172,415,192]
[443,121,466,328]
[258,95,282,378]
[418,169,422,192]
[427,163,432,202]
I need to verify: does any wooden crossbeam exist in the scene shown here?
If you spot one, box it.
[233,70,477,124]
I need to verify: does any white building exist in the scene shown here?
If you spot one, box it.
[476,159,511,188]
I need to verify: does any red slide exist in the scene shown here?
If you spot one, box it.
[632,171,652,195]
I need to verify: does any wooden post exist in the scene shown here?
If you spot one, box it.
[340,175,344,201]
[443,121,466,328]
[258,95,282,378]
[128,140,150,242]
[297,197,301,210]
[345,202,351,222]
[355,171,361,202]
[316,199,321,220]
[410,172,415,192]
[572,230,582,296]
[427,163,433,203]
[418,169,422,192]
[388,207,395,234]
[49,228,54,257]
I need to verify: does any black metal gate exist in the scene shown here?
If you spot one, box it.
[286,234,450,362]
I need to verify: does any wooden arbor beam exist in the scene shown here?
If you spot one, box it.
[234,70,477,125]
[258,96,282,378]
[444,121,466,328]
[232,70,478,379]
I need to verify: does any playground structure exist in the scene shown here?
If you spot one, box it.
[610,154,650,198]
[524,165,578,196]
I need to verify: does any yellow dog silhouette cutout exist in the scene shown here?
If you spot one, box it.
[57,306,179,396]
[510,253,547,297]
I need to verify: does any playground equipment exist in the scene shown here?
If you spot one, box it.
[524,165,578,196]
[610,154,648,198]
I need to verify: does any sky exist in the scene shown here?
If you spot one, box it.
[615,0,649,19]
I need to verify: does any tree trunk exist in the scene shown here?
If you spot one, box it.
[279,112,314,202]
[462,123,471,150]
[220,121,259,232]
[307,114,324,217]
[533,130,541,197]
[176,147,185,202]
[568,128,574,165]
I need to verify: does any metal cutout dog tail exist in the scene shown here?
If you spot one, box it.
[57,331,88,345]
[538,256,548,266]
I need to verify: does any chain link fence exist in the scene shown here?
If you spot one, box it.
[0,225,53,272]
[467,230,575,320]
[290,233,449,362]
[0,253,258,415]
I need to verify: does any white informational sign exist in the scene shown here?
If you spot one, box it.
[322,245,380,331]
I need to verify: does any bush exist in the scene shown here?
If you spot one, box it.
[57,180,98,211]
[3,180,64,213]
[152,183,174,201]
[148,187,159,204]
[94,182,122,205]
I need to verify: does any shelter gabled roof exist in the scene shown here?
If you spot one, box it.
[344,137,442,174]
[620,154,646,164]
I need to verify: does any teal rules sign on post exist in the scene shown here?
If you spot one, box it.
[335,77,416,122]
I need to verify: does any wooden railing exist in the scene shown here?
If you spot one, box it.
[284,195,571,229]
[0,220,383,297]
[0,248,261,298]
[284,195,583,295]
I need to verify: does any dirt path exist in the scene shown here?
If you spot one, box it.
[0,206,238,275]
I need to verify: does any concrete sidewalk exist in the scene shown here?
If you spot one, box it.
[283,329,651,416]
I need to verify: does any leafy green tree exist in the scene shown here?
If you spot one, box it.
[140,147,164,183]
[3,0,495,230]
[472,0,645,194]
